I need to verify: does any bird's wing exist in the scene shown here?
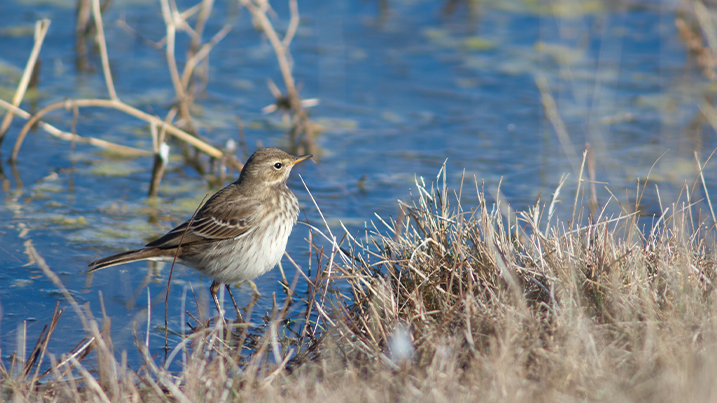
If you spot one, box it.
[146,192,261,249]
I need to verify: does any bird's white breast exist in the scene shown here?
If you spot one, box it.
[199,190,299,285]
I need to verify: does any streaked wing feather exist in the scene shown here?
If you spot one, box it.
[146,197,260,249]
[191,216,252,239]
[145,221,206,248]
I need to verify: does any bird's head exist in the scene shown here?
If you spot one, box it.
[240,148,312,185]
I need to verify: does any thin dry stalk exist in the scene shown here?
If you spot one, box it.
[241,0,316,154]
[0,19,50,144]
[160,0,193,130]
[156,0,231,137]
[92,0,118,101]
[695,1,717,56]
[0,98,150,157]
[536,75,579,174]
[189,0,214,55]
[27,303,64,387]
[148,122,168,198]
[694,149,717,223]
[11,98,235,167]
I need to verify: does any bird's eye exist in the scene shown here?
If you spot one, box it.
[273,162,283,169]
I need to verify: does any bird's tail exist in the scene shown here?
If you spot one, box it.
[88,248,165,272]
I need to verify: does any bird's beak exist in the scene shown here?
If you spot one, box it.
[290,154,313,166]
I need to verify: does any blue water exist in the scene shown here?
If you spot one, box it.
[0,0,715,369]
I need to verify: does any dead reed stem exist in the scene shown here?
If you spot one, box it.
[0,19,50,144]
[241,0,316,154]
[92,0,118,101]
[536,75,580,174]
[11,98,235,166]
[159,0,193,131]
[0,98,150,157]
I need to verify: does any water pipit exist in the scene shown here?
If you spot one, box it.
[88,147,312,322]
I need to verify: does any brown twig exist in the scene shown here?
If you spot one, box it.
[0,98,150,157]
[0,19,51,144]
[159,0,194,132]
[180,24,232,90]
[148,122,169,198]
[240,0,316,154]
[282,0,299,48]
[241,0,296,101]
[188,0,214,55]
[11,99,236,167]
[24,302,63,385]
[92,0,118,101]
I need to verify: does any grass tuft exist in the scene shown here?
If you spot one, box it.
[5,162,717,402]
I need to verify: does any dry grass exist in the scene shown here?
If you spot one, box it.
[298,162,717,402]
[4,159,717,402]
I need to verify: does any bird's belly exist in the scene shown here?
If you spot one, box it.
[191,219,294,285]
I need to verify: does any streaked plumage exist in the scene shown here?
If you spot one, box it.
[88,147,312,319]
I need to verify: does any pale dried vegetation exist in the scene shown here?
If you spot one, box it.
[2,0,717,402]
[4,160,717,402]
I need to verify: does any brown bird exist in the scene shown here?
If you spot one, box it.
[88,148,312,321]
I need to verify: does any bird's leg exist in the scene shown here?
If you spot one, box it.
[210,280,226,327]
[225,284,244,323]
